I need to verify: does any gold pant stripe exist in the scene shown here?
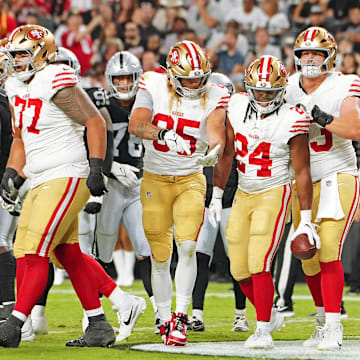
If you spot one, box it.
[264,183,292,272]
[37,178,80,257]
[339,176,360,258]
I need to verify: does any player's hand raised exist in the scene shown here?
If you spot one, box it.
[159,129,191,155]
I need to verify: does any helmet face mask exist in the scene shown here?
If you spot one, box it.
[53,47,81,77]
[245,55,287,114]
[293,27,337,78]
[6,25,56,82]
[105,51,142,101]
[208,72,235,95]
[166,41,211,99]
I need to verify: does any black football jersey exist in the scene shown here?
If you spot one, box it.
[0,95,13,179]
[85,87,143,171]
[204,157,238,209]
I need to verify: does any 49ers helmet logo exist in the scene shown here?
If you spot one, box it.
[27,29,45,40]
[169,49,180,65]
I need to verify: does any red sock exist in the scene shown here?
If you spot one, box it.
[239,278,255,306]
[53,243,101,310]
[320,261,344,313]
[14,255,49,316]
[252,272,274,322]
[305,272,323,307]
[15,257,26,296]
[82,254,117,297]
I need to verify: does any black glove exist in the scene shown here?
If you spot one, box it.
[311,105,334,127]
[84,195,103,214]
[86,158,108,196]
[1,168,25,206]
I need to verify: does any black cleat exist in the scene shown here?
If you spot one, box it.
[66,335,86,347]
[0,316,22,348]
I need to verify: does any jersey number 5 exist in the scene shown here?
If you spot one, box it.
[14,96,43,134]
[152,113,199,155]
[235,133,272,177]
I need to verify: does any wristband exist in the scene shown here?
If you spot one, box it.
[300,209,312,223]
[158,128,169,141]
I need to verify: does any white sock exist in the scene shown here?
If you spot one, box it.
[175,240,197,315]
[123,250,135,280]
[235,308,246,317]
[108,286,132,313]
[257,321,270,332]
[149,295,157,312]
[112,249,125,282]
[31,305,46,318]
[316,306,325,317]
[325,312,341,325]
[192,309,203,321]
[85,307,104,318]
[151,256,172,323]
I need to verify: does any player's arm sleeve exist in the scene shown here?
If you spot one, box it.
[131,88,153,111]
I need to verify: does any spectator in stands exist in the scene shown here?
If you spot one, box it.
[141,50,165,73]
[0,0,17,39]
[61,10,98,75]
[115,0,138,38]
[244,27,281,68]
[163,15,188,53]
[208,28,245,75]
[145,34,167,66]
[50,0,71,26]
[262,0,290,45]
[103,38,125,65]
[187,0,223,45]
[293,0,327,27]
[341,52,360,76]
[336,36,355,71]
[123,21,143,57]
[136,0,161,49]
[153,0,187,33]
[337,5,360,54]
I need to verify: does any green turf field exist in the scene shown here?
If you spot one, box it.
[0,280,359,360]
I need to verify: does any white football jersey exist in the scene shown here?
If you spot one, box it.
[136,71,229,176]
[5,64,89,188]
[228,93,310,194]
[285,72,358,182]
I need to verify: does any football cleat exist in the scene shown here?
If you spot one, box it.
[0,303,15,320]
[160,321,170,344]
[188,315,205,331]
[66,335,86,347]
[21,317,36,342]
[232,315,250,332]
[154,311,161,335]
[303,314,325,348]
[244,326,274,349]
[0,317,22,348]
[166,312,188,346]
[275,304,295,318]
[115,295,146,342]
[317,323,343,351]
[82,316,115,347]
[269,308,284,333]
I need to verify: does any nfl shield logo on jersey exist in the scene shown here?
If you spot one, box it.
[146,191,152,198]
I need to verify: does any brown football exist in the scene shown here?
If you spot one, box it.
[290,233,317,260]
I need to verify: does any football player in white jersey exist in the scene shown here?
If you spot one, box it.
[129,40,228,346]
[188,73,249,333]
[211,55,318,349]
[0,25,144,348]
[285,26,360,351]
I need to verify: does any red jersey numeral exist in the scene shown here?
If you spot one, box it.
[14,96,43,134]
[310,128,333,152]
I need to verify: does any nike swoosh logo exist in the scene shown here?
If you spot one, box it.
[123,309,133,326]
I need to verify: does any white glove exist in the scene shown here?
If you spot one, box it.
[111,162,139,188]
[195,144,221,167]
[163,129,191,155]
[208,186,224,228]
[0,196,22,216]
[291,210,321,249]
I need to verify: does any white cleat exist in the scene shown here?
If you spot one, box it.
[232,315,249,332]
[21,317,36,342]
[269,308,284,333]
[303,314,325,348]
[31,305,48,334]
[317,323,343,351]
[115,296,146,342]
[154,310,161,335]
[244,327,274,349]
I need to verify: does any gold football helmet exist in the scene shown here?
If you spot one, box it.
[293,26,337,78]
[245,55,287,114]
[6,25,56,81]
[166,40,211,99]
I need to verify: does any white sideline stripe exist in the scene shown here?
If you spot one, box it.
[49,288,360,301]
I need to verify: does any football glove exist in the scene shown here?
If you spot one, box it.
[208,186,224,228]
[290,210,321,249]
[195,144,221,167]
[84,194,103,214]
[0,196,22,216]
[1,167,25,211]
[86,158,108,196]
[111,162,139,188]
[159,129,191,155]
[311,105,334,127]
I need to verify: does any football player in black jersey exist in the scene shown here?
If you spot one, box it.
[187,73,248,333]
[85,51,159,340]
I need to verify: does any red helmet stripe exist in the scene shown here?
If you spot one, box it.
[259,56,271,81]
[182,41,200,69]
[304,29,316,42]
